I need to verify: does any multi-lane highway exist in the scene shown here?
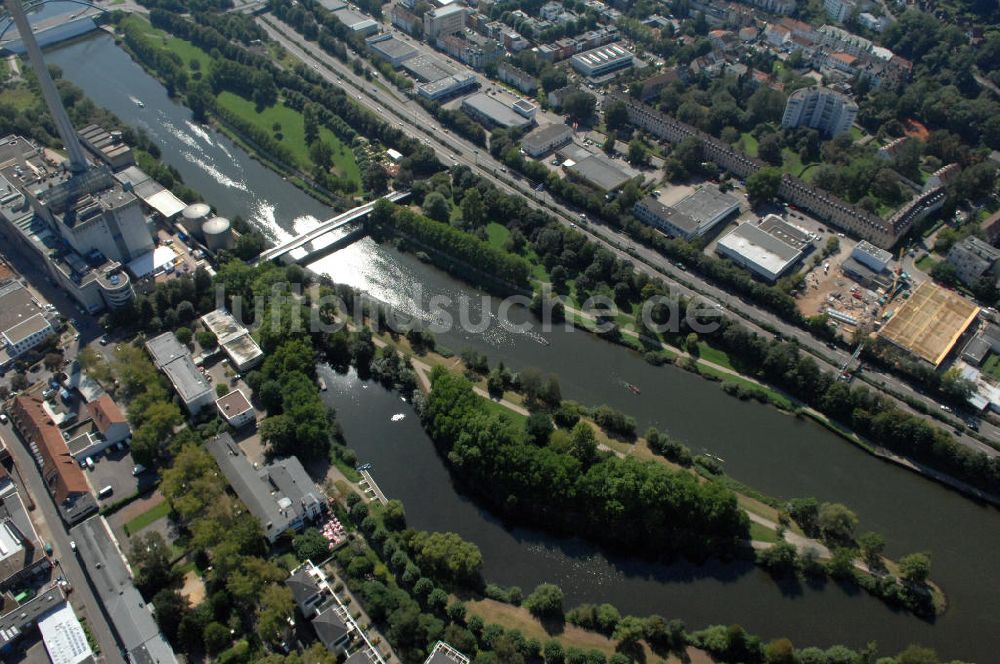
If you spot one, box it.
[259,16,998,455]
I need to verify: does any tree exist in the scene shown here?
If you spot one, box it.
[196,329,218,350]
[524,583,564,619]
[898,552,931,585]
[422,191,451,223]
[409,531,483,584]
[10,373,28,391]
[132,532,179,596]
[604,100,629,132]
[563,91,596,123]
[818,502,858,544]
[310,140,333,170]
[203,621,231,655]
[293,528,329,562]
[857,531,885,570]
[746,168,782,203]
[43,352,63,372]
[930,260,959,286]
[603,132,616,154]
[896,645,940,664]
[568,421,597,466]
[757,541,797,573]
[764,638,796,664]
[627,139,649,166]
[152,589,189,642]
[460,188,485,227]
[256,584,294,645]
[758,133,783,166]
[612,616,646,646]
[525,412,554,445]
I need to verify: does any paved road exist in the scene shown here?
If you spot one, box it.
[259,17,998,455]
[1,423,125,663]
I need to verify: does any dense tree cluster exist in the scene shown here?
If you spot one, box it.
[420,368,749,557]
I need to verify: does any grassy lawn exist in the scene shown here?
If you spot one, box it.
[739,132,759,157]
[749,520,780,543]
[478,395,528,427]
[698,363,794,409]
[123,501,170,536]
[982,353,1000,381]
[1,82,38,112]
[483,222,548,281]
[915,254,938,273]
[696,342,733,370]
[849,125,866,141]
[215,92,360,187]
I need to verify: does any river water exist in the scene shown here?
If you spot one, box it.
[46,34,1000,660]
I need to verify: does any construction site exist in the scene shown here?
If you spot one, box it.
[878,281,981,367]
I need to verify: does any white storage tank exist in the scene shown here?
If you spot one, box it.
[182,203,212,239]
[202,216,233,251]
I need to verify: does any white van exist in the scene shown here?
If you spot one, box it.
[98,485,113,499]
[85,457,95,471]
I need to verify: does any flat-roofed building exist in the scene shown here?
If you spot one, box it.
[205,434,324,542]
[216,389,256,429]
[366,34,418,67]
[36,601,93,664]
[423,4,467,40]
[332,7,379,35]
[0,281,55,368]
[716,222,804,282]
[565,154,632,191]
[851,240,892,273]
[460,93,533,129]
[570,44,634,78]
[200,308,264,371]
[418,73,478,100]
[520,124,573,157]
[671,186,740,236]
[425,640,471,664]
[401,55,455,82]
[757,214,815,251]
[78,124,133,171]
[947,236,1000,287]
[145,332,213,414]
[878,280,980,366]
[633,196,700,240]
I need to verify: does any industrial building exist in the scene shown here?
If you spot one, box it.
[366,34,418,67]
[70,516,178,663]
[781,86,858,137]
[113,165,186,221]
[423,4,467,40]
[332,7,379,35]
[206,434,325,542]
[200,308,264,371]
[78,124,134,171]
[878,280,980,367]
[961,323,1000,366]
[672,187,741,235]
[520,124,573,157]
[417,72,478,100]
[570,44,634,78]
[565,154,632,191]
[633,196,701,240]
[145,332,214,414]
[716,222,805,282]
[460,93,533,129]
[401,54,456,82]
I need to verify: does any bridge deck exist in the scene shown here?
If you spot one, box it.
[257,190,408,263]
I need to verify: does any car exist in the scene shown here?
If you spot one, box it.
[99,336,109,346]
[132,464,147,476]
[69,541,77,553]
[940,404,953,413]
[85,457,95,471]
[98,485,113,499]
[0,413,7,424]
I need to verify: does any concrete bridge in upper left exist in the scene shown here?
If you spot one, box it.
[256,190,409,265]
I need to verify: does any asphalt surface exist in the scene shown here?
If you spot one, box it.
[259,16,998,456]
[2,422,125,664]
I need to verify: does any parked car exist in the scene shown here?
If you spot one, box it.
[132,464,147,476]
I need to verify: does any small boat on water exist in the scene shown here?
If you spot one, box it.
[135,99,145,108]
[318,377,327,391]
[624,382,641,395]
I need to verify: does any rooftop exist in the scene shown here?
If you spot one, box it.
[313,604,353,650]
[878,280,980,366]
[673,187,740,225]
[424,641,471,664]
[69,516,177,663]
[635,196,699,235]
[86,394,127,435]
[0,281,45,337]
[402,54,456,82]
[521,123,573,151]
[367,35,418,62]
[461,93,532,129]
[145,332,212,406]
[852,239,893,264]
[216,389,253,417]
[201,309,264,369]
[565,154,632,192]
[205,434,324,539]
[717,223,802,276]
[37,601,93,664]
[0,587,67,651]
[758,214,815,250]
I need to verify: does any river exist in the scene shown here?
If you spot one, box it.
[46,33,1000,661]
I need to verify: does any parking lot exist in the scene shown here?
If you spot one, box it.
[84,443,156,505]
